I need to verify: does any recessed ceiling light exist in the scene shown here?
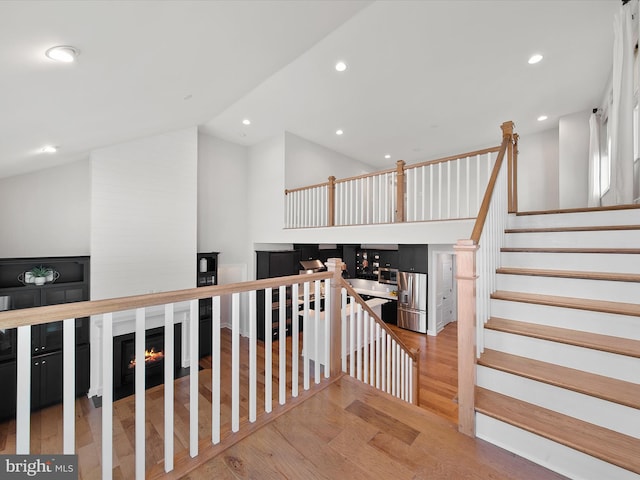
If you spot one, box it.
[41,145,58,153]
[335,61,347,72]
[335,129,344,135]
[537,115,548,121]
[242,119,251,126]
[384,154,391,159]
[45,45,79,63]
[528,53,543,65]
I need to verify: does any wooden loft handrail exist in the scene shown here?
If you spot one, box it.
[470,121,515,243]
[404,145,501,171]
[0,271,333,329]
[285,181,330,194]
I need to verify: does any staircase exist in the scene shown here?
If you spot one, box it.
[474,207,640,480]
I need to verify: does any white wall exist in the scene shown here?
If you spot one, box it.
[90,127,198,300]
[248,134,287,260]
[0,159,90,257]
[284,131,375,188]
[198,132,251,267]
[517,128,560,212]
[559,110,591,208]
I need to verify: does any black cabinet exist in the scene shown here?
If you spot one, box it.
[382,300,398,325]
[398,244,428,273]
[0,256,90,420]
[196,252,218,358]
[256,251,299,342]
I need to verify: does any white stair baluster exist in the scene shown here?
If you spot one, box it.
[135,308,146,479]
[265,288,273,412]
[63,318,75,455]
[279,285,286,403]
[212,296,221,444]
[101,314,113,480]
[164,304,174,471]
[249,290,257,420]
[232,293,240,430]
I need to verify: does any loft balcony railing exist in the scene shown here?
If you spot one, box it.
[284,123,517,229]
[0,259,417,479]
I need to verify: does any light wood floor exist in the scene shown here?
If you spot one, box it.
[0,322,554,480]
[183,374,566,480]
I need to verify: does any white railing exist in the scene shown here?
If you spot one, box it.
[339,281,418,404]
[284,146,501,229]
[474,157,509,357]
[0,271,335,479]
[285,183,328,228]
[405,151,498,222]
[335,171,397,226]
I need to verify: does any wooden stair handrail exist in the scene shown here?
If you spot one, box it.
[0,271,333,329]
[470,121,514,243]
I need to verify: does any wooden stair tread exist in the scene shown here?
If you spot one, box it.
[475,387,640,474]
[485,316,640,358]
[516,204,640,216]
[505,224,640,233]
[478,349,640,409]
[491,290,640,318]
[501,247,640,254]
[495,267,640,283]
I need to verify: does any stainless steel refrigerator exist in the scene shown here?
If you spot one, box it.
[397,271,427,333]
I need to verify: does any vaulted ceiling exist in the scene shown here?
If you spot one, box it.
[0,0,618,179]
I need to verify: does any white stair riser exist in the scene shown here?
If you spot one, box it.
[477,366,640,438]
[490,299,640,340]
[508,210,640,229]
[476,414,639,480]
[504,230,640,248]
[500,251,640,273]
[483,330,640,383]
[496,274,640,304]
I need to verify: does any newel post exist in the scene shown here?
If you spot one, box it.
[328,176,336,227]
[325,258,344,377]
[454,239,479,437]
[395,160,406,223]
[501,121,516,214]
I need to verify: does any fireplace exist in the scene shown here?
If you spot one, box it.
[113,325,182,399]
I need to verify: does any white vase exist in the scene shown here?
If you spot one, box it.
[24,272,34,284]
[199,257,208,273]
[35,277,45,286]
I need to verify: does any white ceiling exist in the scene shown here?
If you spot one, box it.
[0,0,618,180]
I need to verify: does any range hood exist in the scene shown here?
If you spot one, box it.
[299,259,325,273]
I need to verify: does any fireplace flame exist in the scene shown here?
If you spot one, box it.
[128,348,165,369]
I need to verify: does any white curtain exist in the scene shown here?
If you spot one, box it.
[609,0,636,205]
[587,112,601,207]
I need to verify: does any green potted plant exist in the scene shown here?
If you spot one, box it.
[30,265,53,286]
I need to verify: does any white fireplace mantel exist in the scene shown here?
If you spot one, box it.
[89,302,192,398]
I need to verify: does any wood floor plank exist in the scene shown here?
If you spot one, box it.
[345,399,420,445]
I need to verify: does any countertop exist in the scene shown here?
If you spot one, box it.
[352,287,398,301]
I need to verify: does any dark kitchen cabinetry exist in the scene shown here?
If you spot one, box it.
[0,256,90,420]
[196,252,218,358]
[398,244,428,273]
[382,300,398,325]
[256,251,299,342]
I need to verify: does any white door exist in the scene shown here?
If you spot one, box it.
[435,253,455,332]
